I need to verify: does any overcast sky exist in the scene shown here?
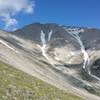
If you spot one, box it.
[0,0,100,31]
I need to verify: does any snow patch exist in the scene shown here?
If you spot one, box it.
[48,30,53,41]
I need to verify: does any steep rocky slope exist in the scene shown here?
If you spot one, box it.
[0,23,100,100]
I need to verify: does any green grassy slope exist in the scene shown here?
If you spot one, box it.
[0,61,84,100]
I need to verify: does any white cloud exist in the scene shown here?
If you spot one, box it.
[2,17,18,31]
[0,0,35,31]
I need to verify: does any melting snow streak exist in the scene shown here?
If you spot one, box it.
[65,28,90,69]
[40,30,49,60]
[48,30,53,41]
[39,30,54,65]
[65,28,100,81]
[0,39,18,53]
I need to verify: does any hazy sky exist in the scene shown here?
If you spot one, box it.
[0,0,100,31]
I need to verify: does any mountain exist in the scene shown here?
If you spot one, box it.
[0,23,100,100]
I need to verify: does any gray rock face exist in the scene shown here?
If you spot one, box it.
[1,23,100,99]
[91,59,100,78]
[81,28,100,50]
[13,23,100,76]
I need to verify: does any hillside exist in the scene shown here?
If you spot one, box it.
[0,23,100,100]
[0,61,83,100]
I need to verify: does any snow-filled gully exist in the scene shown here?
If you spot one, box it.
[40,30,51,61]
[38,28,100,81]
[66,28,89,70]
[65,28,100,81]
[39,30,68,72]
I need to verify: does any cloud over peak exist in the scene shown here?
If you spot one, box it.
[0,0,35,31]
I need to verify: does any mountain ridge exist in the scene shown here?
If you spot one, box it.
[0,23,100,100]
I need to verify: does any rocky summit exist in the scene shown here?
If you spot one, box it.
[0,23,100,100]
